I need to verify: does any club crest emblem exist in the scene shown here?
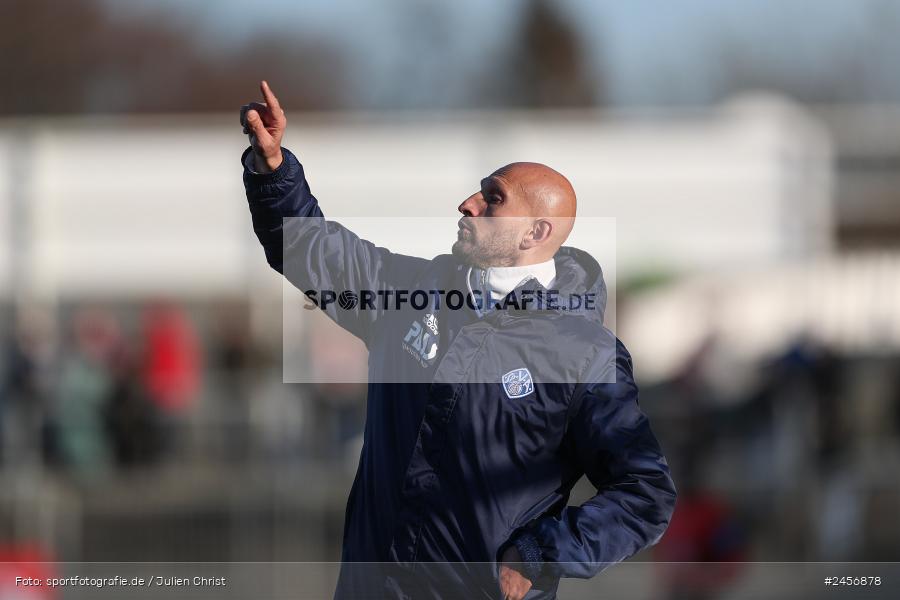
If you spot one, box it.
[502,368,534,399]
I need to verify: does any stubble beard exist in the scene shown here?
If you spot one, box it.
[451,230,520,268]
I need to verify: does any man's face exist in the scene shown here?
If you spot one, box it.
[452,169,533,268]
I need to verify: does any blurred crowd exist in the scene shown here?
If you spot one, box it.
[650,334,900,597]
[0,302,368,478]
[1,303,203,475]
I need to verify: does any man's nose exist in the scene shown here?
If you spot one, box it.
[458,193,484,216]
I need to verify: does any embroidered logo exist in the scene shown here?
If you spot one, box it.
[502,368,534,399]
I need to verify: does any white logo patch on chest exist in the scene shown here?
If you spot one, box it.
[502,367,534,399]
[401,314,439,367]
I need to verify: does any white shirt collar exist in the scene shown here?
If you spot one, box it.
[477,258,557,299]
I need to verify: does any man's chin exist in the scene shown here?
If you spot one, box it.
[452,242,489,268]
[451,240,470,261]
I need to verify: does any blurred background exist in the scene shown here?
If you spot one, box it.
[2,0,900,598]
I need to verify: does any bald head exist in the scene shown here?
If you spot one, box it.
[491,162,577,220]
[491,162,577,253]
[454,161,578,267]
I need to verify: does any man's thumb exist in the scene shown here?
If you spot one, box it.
[246,110,266,135]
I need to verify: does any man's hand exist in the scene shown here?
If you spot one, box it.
[240,80,286,173]
[499,546,533,600]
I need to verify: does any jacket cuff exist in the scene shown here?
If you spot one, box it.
[511,530,544,583]
[240,146,297,186]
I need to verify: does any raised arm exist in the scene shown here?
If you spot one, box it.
[239,81,428,343]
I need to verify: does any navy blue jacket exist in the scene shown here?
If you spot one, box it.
[242,148,676,599]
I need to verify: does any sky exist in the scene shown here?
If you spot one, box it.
[102,0,900,108]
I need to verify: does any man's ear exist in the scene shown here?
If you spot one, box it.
[521,220,553,249]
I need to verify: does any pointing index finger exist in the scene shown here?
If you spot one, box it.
[260,80,280,110]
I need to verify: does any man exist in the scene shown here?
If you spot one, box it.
[240,81,676,600]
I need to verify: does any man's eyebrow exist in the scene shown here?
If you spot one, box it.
[481,177,504,195]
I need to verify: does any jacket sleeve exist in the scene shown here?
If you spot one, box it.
[510,337,676,581]
[242,146,429,342]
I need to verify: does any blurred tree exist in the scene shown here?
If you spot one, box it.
[478,0,600,108]
[0,0,347,114]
